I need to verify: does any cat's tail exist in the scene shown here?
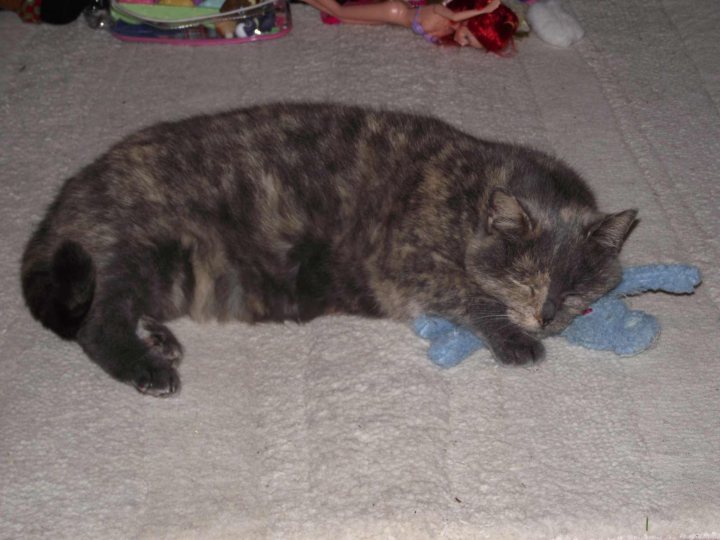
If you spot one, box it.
[21,239,96,340]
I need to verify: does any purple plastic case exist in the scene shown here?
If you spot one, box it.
[110,0,292,45]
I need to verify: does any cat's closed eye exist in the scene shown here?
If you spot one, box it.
[561,292,586,310]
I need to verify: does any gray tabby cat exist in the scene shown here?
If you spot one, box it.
[21,103,637,396]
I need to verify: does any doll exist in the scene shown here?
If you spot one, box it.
[303,0,519,52]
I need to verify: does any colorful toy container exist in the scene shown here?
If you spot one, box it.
[109,0,292,44]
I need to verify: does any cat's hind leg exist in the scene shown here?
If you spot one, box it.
[137,316,184,366]
[77,302,182,397]
[75,254,186,397]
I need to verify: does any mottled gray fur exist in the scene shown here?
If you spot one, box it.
[21,103,637,396]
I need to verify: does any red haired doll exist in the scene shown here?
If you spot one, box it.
[441,0,519,52]
[303,0,519,53]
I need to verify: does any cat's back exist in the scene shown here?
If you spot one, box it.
[47,103,596,241]
[64,103,461,200]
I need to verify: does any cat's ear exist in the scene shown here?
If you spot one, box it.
[585,209,638,251]
[486,188,536,239]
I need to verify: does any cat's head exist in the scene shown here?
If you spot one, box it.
[468,188,638,336]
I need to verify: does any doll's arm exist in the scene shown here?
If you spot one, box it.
[413,2,500,40]
[434,0,501,22]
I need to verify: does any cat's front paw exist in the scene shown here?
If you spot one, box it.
[489,330,545,366]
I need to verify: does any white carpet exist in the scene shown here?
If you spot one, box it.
[1,1,719,538]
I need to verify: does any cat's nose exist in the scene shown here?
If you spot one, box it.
[540,299,557,327]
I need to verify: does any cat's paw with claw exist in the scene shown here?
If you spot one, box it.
[490,330,545,366]
[132,318,182,396]
[133,359,181,397]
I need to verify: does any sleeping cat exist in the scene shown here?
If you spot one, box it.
[21,103,637,396]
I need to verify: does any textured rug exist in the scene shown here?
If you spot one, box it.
[1,1,719,538]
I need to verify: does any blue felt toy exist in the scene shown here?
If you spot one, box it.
[413,264,702,367]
